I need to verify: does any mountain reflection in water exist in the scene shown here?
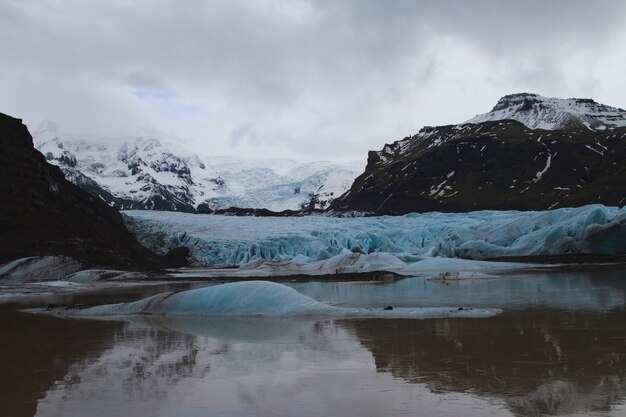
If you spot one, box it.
[2,306,623,417]
[1,268,626,417]
[349,310,626,416]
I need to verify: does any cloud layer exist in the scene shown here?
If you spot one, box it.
[1,0,625,160]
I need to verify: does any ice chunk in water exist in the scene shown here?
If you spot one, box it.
[76,281,501,319]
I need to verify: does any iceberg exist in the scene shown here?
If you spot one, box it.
[125,204,626,269]
[0,256,83,281]
[73,281,501,319]
[65,269,147,283]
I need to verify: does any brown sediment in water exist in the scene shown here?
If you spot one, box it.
[346,308,626,416]
[2,306,626,417]
[0,310,123,417]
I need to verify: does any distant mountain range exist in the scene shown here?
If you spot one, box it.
[31,93,626,215]
[332,93,626,214]
[34,125,363,213]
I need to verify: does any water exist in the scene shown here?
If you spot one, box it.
[2,268,626,417]
[288,268,626,311]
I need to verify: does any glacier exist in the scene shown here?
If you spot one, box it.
[124,204,626,269]
[72,281,501,319]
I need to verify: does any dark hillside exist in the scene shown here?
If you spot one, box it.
[332,121,626,214]
[0,112,161,269]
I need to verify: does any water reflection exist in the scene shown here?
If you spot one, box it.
[0,311,123,417]
[288,267,626,311]
[349,310,626,416]
[3,308,620,417]
[3,267,626,417]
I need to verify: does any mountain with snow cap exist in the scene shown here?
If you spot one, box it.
[333,94,626,214]
[466,93,626,131]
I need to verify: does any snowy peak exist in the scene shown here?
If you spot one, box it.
[34,132,363,213]
[467,93,626,131]
[37,135,205,212]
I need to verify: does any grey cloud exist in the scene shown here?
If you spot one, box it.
[123,71,167,91]
[0,0,625,160]
[230,123,257,148]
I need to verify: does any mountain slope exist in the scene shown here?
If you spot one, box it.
[0,112,161,268]
[332,94,626,214]
[35,126,363,213]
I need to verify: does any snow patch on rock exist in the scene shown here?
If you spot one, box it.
[467,93,626,130]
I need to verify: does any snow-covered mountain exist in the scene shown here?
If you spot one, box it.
[466,93,626,130]
[34,123,363,213]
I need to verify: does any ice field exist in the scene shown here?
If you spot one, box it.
[125,204,626,270]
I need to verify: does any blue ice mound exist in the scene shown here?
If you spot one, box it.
[125,204,626,266]
[77,281,500,319]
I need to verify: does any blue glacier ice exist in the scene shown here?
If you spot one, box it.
[76,281,501,319]
[124,204,626,269]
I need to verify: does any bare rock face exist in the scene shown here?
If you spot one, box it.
[0,112,160,269]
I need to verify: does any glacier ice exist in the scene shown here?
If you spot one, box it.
[125,204,626,270]
[74,281,501,319]
[0,256,83,281]
[169,252,526,279]
[65,270,147,283]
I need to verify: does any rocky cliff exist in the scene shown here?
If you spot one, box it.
[0,112,161,268]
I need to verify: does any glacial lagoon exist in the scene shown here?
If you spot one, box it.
[2,267,626,417]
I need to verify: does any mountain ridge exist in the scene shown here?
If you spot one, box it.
[35,130,363,213]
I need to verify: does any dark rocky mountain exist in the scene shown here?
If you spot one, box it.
[0,112,162,269]
[332,94,626,214]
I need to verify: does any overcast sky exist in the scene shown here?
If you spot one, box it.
[1,0,625,161]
